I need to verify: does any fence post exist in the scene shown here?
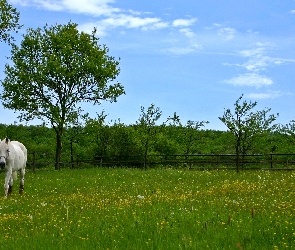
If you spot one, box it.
[286,159,289,169]
[270,154,273,169]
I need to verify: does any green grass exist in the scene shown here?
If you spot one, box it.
[0,168,295,249]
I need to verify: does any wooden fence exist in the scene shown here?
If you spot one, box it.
[26,152,295,170]
[27,152,75,171]
[94,154,295,170]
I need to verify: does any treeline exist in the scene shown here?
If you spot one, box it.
[0,122,293,167]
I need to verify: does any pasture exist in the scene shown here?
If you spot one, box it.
[0,168,294,249]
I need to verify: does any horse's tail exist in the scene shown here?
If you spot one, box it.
[12,171,17,180]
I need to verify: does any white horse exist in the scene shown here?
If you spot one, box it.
[0,138,27,198]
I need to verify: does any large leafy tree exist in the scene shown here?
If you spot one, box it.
[219,95,278,172]
[0,0,22,44]
[1,22,125,169]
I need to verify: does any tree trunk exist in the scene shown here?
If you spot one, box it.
[55,129,63,170]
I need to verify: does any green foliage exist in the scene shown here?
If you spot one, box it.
[281,120,295,149]
[0,123,55,151]
[219,95,278,172]
[1,22,124,169]
[0,95,293,169]
[136,104,162,168]
[0,0,22,44]
[1,22,124,125]
[181,120,209,155]
[2,119,295,169]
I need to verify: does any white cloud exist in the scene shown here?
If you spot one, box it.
[150,22,170,30]
[224,73,273,88]
[10,0,28,5]
[11,0,120,16]
[64,0,120,16]
[239,47,265,57]
[164,45,201,55]
[127,9,142,16]
[35,0,63,11]
[79,14,169,36]
[246,91,282,99]
[15,0,181,36]
[205,23,222,30]
[102,15,167,29]
[239,54,269,72]
[163,24,202,55]
[13,0,197,33]
[217,27,236,40]
[247,29,259,35]
[179,28,195,38]
[172,18,197,27]
[291,10,295,14]
[223,42,295,93]
[234,44,295,72]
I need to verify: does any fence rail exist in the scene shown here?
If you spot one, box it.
[94,154,295,170]
[26,152,295,170]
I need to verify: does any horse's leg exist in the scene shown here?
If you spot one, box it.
[19,168,25,194]
[8,175,13,195]
[4,169,12,198]
[8,185,13,194]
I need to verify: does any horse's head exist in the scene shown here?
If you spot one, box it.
[0,138,10,169]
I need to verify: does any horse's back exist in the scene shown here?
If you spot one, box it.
[11,141,27,161]
[11,141,27,170]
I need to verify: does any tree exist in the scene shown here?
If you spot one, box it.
[136,104,162,169]
[219,95,278,172]
[281,120,295,151]
[182,120,209,155]
[0,0,22,44]
[0,22,125,170]
[166,112,209,155]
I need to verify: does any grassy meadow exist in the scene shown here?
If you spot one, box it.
[0,167,295,249]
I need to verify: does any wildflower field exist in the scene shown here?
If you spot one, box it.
[0,168,295,249]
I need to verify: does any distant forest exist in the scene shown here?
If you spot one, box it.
[0,122,293,168]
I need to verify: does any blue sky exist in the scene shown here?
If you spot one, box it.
[1,0,295,130]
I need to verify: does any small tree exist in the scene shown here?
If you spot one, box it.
[84,111,109,158]
[281,120,295,151]
[166,112,181,126]
[166,113,209,155]
[182,120,209,155]
[1,22,125,169]
[219,95,278,172]
[136,104,162,169]
[0,0,22,44]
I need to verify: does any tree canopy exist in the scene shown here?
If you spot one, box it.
[0,22,125,169]
[219,95,278,172]
[0,0,22,44]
